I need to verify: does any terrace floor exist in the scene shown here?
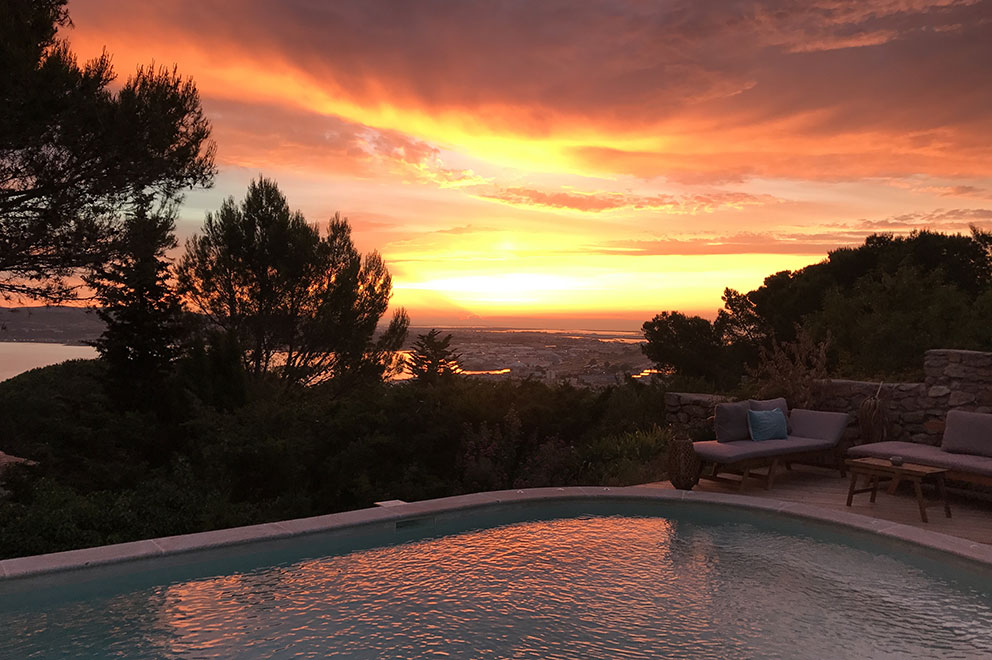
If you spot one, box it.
[642,464,992,546]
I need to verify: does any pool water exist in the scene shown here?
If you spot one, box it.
[1,502,991,658]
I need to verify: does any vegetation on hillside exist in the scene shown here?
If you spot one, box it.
[0,360,669,558]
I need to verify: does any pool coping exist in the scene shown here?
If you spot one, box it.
[2,486,990,580]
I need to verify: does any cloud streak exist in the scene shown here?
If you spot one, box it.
[474,187,777,214]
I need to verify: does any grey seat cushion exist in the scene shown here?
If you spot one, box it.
[715,401,750,443]
[695,436,834,463]
[941,409,992,458]
[789,409,850,444]
[847,441,992,477]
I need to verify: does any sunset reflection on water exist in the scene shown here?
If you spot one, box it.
[4,513,992,658]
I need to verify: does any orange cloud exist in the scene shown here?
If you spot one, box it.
[68,0,992,182]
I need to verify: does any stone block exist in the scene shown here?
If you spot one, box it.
[963,354,992,368]
[927,385,951,397]
[896,398,924,411]
[948,391,977,406]
[682,405,706,418]
[943,364,970,379]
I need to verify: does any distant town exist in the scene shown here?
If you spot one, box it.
[430,328,657,386]
[1,307,658,387]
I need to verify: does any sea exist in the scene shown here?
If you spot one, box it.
[0,342,98,382]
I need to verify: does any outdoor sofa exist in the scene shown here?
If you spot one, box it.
[847,409,992,487]
[692,398,851,492]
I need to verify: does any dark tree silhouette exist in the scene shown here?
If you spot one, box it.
[644,228,992,387]
[86,198,186,400]
[408,328,461,383]
[0,0,215,301]
[641,311,733,389]
[177,177,408,386]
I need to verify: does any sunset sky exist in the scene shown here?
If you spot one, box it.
[65,0,992,328]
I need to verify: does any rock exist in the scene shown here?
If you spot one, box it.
[682,405,706,417]
[927,385,951,397]
[948,391,977,406]
[944,364,970,379]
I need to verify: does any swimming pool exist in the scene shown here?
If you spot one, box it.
[1,491,990,658]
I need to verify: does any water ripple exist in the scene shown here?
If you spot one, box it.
[2,515,991,659]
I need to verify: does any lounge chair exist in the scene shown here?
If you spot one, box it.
[847,409,992,487]
[692,398,851,491]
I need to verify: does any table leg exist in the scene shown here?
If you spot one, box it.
[912,478,928,523]
[870,475,879,503]
[935,474,952,519]
[887,476,901,495]
[846,471,858,507]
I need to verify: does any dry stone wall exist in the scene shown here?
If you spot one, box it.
[810,380,927,445]
[664,392,727,427]
[666,349,992,446]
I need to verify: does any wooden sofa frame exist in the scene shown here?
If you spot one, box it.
[699,446,848,492]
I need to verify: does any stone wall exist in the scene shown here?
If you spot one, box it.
[813,349,992,445]
[666,349,992,446]
[664,392,727,429]
[810,380,927,445]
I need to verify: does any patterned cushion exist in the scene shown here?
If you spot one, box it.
[747,408,788,441]
[749,397,790,432]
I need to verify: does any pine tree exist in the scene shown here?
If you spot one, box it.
[177,177,408,387]
[1,0,215,301]
[408,329,461,383]
[87,200,185,401]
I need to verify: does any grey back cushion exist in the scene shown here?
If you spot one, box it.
[749,398,790,432]
[715,401,750,443]
[941,409,992,458]
[789,409,850,445]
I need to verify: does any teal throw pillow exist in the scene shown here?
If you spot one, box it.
[747,408,788,441]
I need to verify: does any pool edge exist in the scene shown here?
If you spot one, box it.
[2,486,990,580]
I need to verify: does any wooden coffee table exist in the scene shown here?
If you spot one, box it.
[845,457,952,523]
